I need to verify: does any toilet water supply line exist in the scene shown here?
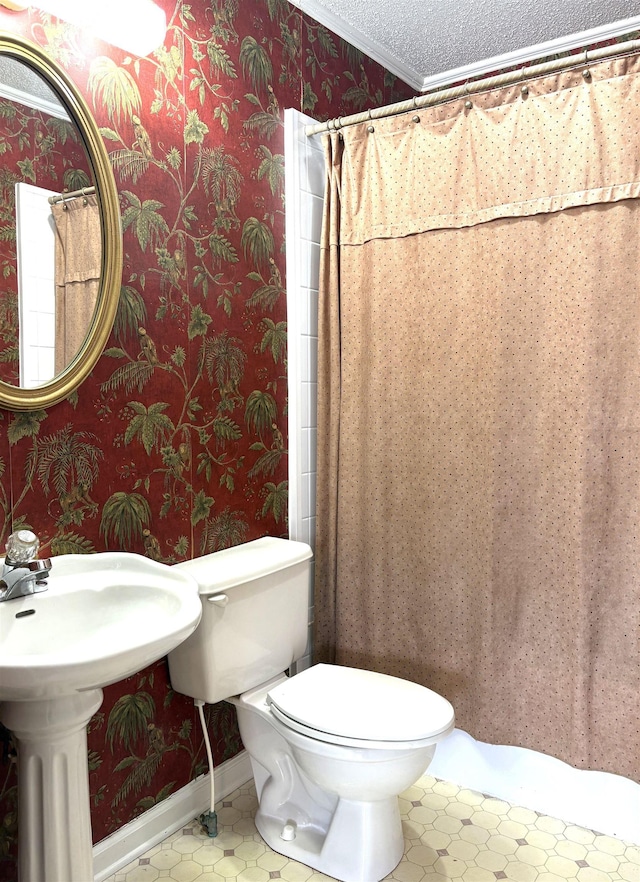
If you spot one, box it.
[195,699,218,837]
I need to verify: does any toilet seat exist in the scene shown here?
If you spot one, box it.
[267,664,455,750]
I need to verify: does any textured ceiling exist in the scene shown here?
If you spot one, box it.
[293,0,640,90]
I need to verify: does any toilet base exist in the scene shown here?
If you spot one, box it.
[255,793,404,882]
[231,677,442,882]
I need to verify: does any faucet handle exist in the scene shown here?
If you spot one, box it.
[25,558,52,573]
[5,530,40,566]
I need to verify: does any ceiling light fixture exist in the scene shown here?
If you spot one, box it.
[0,0,167,57]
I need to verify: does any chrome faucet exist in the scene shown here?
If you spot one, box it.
[0,530,51,602]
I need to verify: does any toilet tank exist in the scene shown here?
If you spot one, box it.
[167,537,313,704]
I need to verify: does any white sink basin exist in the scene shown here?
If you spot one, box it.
[0,550,202,881]
[0,551,202,701]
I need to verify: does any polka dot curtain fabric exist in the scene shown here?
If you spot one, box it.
[315,53,640,781]
[339,54,640,245]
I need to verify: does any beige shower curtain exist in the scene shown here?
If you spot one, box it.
[52,194,101,374]
[315,53,640,780]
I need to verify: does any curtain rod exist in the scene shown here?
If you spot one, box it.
[305,38,640,136]
[48,185,96,205]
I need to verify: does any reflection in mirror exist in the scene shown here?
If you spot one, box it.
[0,55,97,388]
[0,33,122,411]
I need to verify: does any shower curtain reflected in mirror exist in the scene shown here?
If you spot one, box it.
[315,54,640,781]
[51,193,101,374]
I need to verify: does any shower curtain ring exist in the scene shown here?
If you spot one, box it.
[61,193,69,211]
[464,80,473,109]
[583,48,592,80]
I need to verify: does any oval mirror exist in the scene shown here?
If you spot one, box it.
[0,31,121,410]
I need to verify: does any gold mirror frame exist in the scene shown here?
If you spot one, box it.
[0,31,122,411]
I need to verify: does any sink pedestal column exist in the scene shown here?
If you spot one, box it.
[0,689,103,882]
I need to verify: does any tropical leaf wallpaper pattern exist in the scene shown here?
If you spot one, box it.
[0,0,414,874]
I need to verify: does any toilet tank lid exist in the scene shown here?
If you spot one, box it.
[173,537,312,594]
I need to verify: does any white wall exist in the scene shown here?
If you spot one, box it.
[15,182,57,388]
[284,108,324,671]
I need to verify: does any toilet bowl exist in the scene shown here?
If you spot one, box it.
[167,538,455,882]
[232,665,454,881]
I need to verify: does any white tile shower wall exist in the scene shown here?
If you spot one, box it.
[285,109,325,671]
[15,182,57,387]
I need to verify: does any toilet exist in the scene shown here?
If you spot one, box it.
[167,537,455,882]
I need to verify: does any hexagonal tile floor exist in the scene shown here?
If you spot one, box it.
[104,774,640,882]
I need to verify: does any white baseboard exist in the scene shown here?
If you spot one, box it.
[93,750,252,881]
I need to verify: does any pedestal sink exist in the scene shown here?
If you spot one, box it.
[0,552,202,882]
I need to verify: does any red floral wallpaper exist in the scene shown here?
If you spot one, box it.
[0,1,414,876]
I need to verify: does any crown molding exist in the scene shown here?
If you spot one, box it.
[0,81,70,119]
[292,4,640,95]
[418,15,640,92]
[291,0,424,90]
